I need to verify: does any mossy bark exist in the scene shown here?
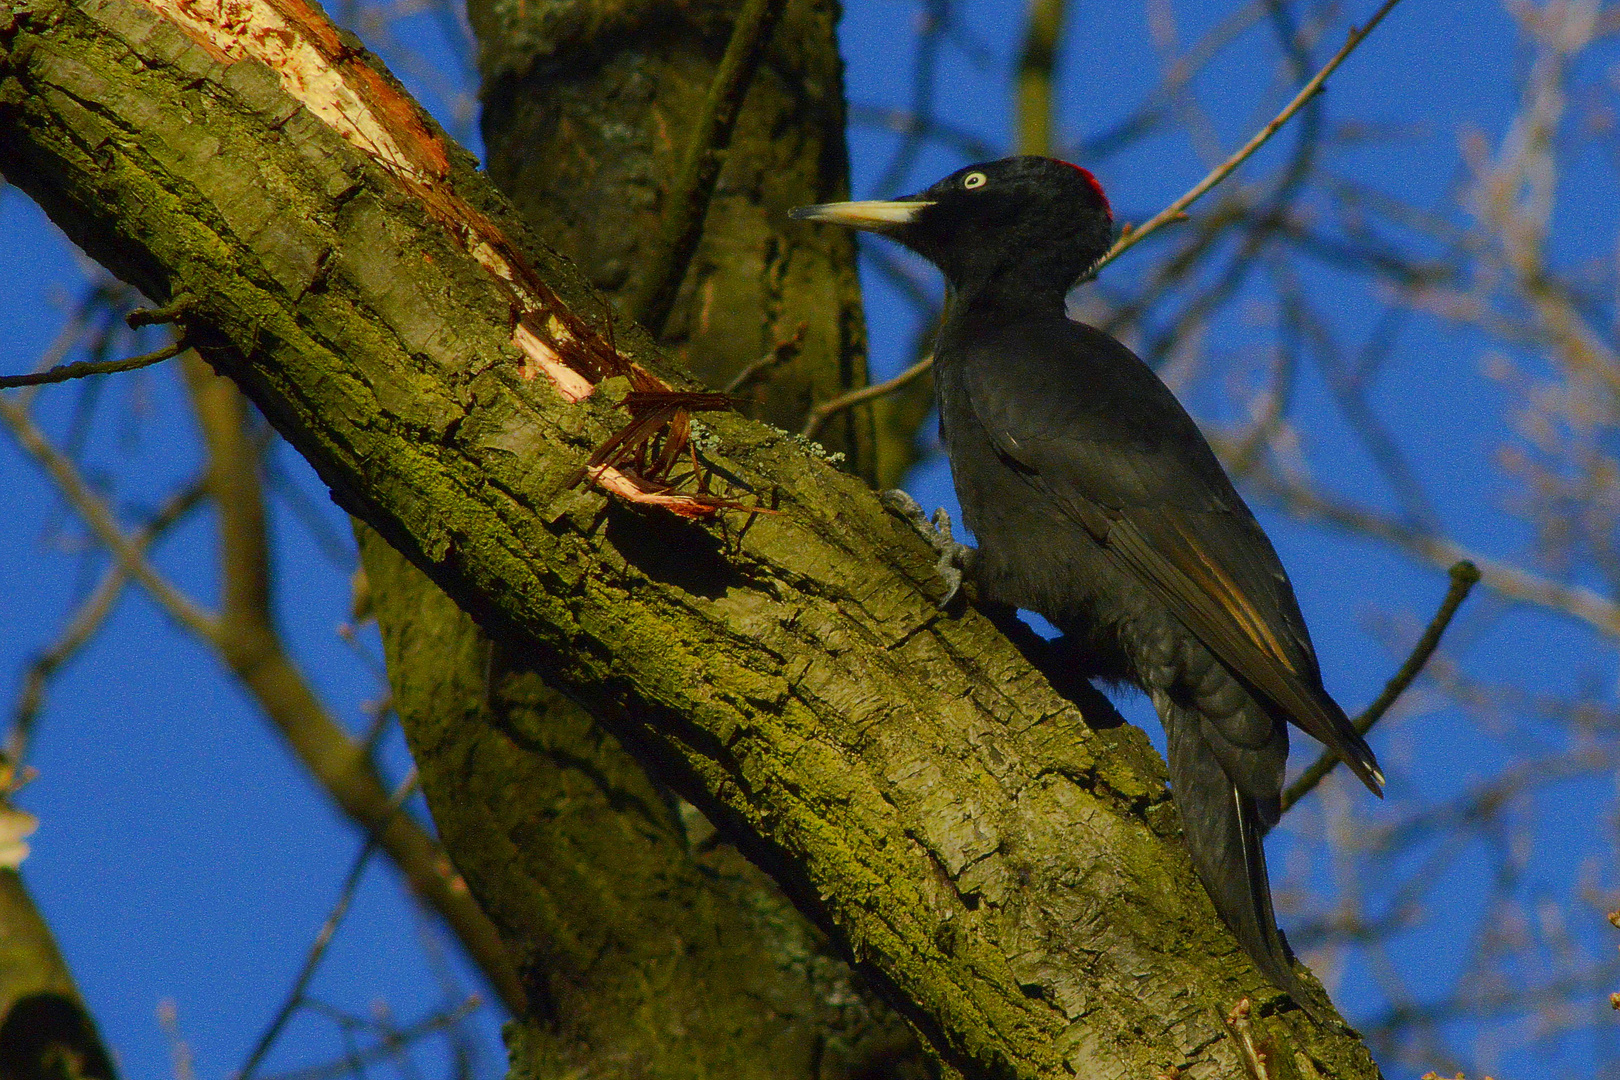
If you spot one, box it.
[364,0,933,1071]
[361,530,923,1078]
[0,1,1384,1076]
[0,871,117,1080]
[473,0,880,477]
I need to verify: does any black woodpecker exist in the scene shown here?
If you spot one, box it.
[791,156,1382,1017]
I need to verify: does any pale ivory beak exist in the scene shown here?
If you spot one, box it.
[788,200,934,230]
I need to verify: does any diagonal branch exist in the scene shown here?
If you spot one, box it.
[0,1,1387,1071]
[0,397,218,638]
[178,355,526,1015]
[801,353,933,439]
[0,337,185,388]
[1249,465,1620,638]
[237,771,421,1080]
[1280,560,1480,816]
[1092,0,1403,275]
[0,370,525,1016]
[7,477,206,765]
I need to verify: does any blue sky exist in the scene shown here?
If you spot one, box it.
[3,0,1617,1076]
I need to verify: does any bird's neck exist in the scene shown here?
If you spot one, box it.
[942,244,1092,317]
[943,275,1070,323]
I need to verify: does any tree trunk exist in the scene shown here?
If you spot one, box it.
[360,0,932,1073]
[0,0,1384,1075]
[361,530,923,1078]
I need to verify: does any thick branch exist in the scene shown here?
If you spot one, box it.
[1014,0,1065,156]
[359,530,920,1077]
[0,3,1383,1074]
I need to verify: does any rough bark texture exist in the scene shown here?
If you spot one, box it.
[0,0,1385,1075]
[363,0,930,1070]
[471,0,888,478]
[175,352,528,1014]
[362,530,923,1078]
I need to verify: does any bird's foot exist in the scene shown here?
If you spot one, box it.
[880,489,975,609]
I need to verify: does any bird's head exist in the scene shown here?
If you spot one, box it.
[790,156,1114,302]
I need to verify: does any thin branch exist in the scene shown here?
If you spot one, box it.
[1091,0,1403,275]
[237,771,421,1080]
[801,354,934,440]
[1068,0,1267,163]
[724,323,805,394]
[1249,465,1620,638]
[7,478,207,765]
[870,0,949,195]
[0,396,218,638]
[0,338,185,389]
[255,998,482,1080]
[1,365,526,1019]
[1267,264,1439,528]
[1280,560,1481,815]
[628,0,790,335]
[847,104,999,162]
[1014,0,1067,156]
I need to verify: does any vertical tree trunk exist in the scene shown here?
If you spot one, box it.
[364,0,929,1074]
[472,0,878,474]
[0,0,1389,1072]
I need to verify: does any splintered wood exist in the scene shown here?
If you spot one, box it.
[133,0,757,516]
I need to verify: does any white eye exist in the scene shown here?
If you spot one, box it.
[962,172,987,190]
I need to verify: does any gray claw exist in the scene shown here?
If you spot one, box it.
[880,490,974,609]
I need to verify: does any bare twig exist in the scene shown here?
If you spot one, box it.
[7,478,207,765]
[801,354,934,440]
[0,396,218,638]
[1071,0,1267,163]
[124,291,195,329]
[1280,560,1481,815]
[1225,998,1272,1080]
[870,0,949,195]
[157,1000,197,1080]
[255,997,482,1080]
[725,324,806,394]
[238,771,421,1080]
[0,338,185,389]
[1092,0,1403,275]
[848,105,998,162]
[1249,465,1620,638]
[629,0,790,334]
[1,367,526,1018]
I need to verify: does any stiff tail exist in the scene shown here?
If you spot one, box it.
[1163,704,1327,1022]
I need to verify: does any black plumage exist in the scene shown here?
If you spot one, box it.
[791,156,1382,1016]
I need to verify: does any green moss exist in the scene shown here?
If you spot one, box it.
[0,2,1385,1074]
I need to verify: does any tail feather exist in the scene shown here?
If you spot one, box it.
[1163,701,1327,1022]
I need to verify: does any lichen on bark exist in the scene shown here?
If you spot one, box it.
[0,0,1387,1074]
[369,0,941,1071]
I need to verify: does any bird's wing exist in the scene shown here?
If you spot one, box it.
[964,318,1383,794]
[1101,508,1382,794]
